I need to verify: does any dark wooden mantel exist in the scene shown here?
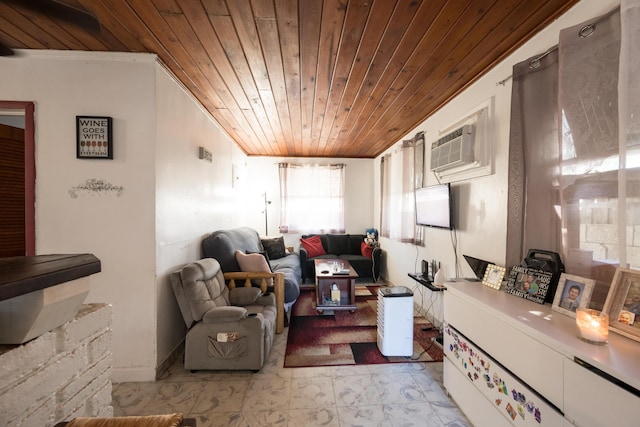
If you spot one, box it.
[0,254,101,302]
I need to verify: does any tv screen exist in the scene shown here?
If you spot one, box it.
[415,183,452,229]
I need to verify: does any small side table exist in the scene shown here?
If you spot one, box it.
[314,259,358,313]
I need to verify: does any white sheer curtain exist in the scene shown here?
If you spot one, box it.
[278,163,345,234]
[380,141,422,244]
[508,2,640,306]
[618,0,640,265]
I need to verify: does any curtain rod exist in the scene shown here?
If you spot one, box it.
[496,6,617,85]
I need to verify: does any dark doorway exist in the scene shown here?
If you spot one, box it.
[0,101,35,257]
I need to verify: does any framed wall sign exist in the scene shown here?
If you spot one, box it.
[76,116,113,159]
[503,265,554,305]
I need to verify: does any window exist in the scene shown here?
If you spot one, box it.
[380,140,423,244]
[278,163,345,234]
[507,5,640,306]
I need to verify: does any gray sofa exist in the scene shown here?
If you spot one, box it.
[300,234,382,283]
[201,227,302,306]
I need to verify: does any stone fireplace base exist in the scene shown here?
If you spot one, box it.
[0,303,113,426]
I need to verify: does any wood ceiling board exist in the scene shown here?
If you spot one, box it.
[0,9,66,51]
[341,0,468,152]
[336,0,445,156]
[309,0,347,155]
[275,0,303,154]
[317,0,372,156]
[298,0,322,156]
[353,0,501,148]
[255,15,295,154]
[326,0,421,155]
[172,2,252,111]
[230,3,286,152]
[0,0,582,158]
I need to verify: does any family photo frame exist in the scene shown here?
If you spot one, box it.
[503,265,554,304]
[551,273,595,318]
[603,267,640,342]
[482,264,505,290]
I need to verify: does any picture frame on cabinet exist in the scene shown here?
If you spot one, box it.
[482,264,505,290]
[503,265,554,305]
[551,273,595,318]
[603,267,640,342]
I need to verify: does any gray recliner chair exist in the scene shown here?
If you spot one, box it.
[170,258,276,371]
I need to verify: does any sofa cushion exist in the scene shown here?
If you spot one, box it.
[349,234,366,255]
[261,236,287,260]
[327,234,350,255]
[202,227,263,273]
[268,252,302,303]
[300,235,326,258]
[229,286,263,306]
[235,250,274,286]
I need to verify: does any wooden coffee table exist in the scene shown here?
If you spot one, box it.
[314,259,358,313]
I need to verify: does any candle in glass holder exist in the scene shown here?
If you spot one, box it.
[576,309,609,344]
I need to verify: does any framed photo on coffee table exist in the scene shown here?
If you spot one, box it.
[551,273,595,318]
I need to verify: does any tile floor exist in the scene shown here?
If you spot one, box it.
[112,330,471,427]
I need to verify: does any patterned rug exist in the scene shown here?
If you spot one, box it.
[283,285,443,368]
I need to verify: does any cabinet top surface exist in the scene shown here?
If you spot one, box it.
[0,254,101,301]
[445,281,640,393]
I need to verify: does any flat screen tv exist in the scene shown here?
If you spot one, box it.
[415,183,452,229]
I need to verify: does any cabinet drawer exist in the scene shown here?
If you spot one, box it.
[444,358,513,427]
[444,326,565,426]
[445,290,564,408]
[564,358,639,426]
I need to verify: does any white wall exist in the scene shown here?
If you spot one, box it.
[154,65,248,371]
[1,51,160,381]
[243,156,375,246]
[376,0,620,325]
[0,51,246,382]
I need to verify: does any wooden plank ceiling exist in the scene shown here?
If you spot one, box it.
[0,0,579,158]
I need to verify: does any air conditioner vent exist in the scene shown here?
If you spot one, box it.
[430,124,475,171]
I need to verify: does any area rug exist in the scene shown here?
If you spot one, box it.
[284,285,443,368]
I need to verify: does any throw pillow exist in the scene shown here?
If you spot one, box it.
[261,236,287,260]
[361,242,373,259]
[235,250,273,286]
[300,235,326,258]
[247,250,270,262]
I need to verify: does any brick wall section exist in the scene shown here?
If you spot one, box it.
[0,303,113,427]
[579,198,640,267]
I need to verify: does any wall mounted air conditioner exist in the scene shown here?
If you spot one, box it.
[430,124,475,171]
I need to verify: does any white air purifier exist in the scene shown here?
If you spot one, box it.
[377,286,414,356]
